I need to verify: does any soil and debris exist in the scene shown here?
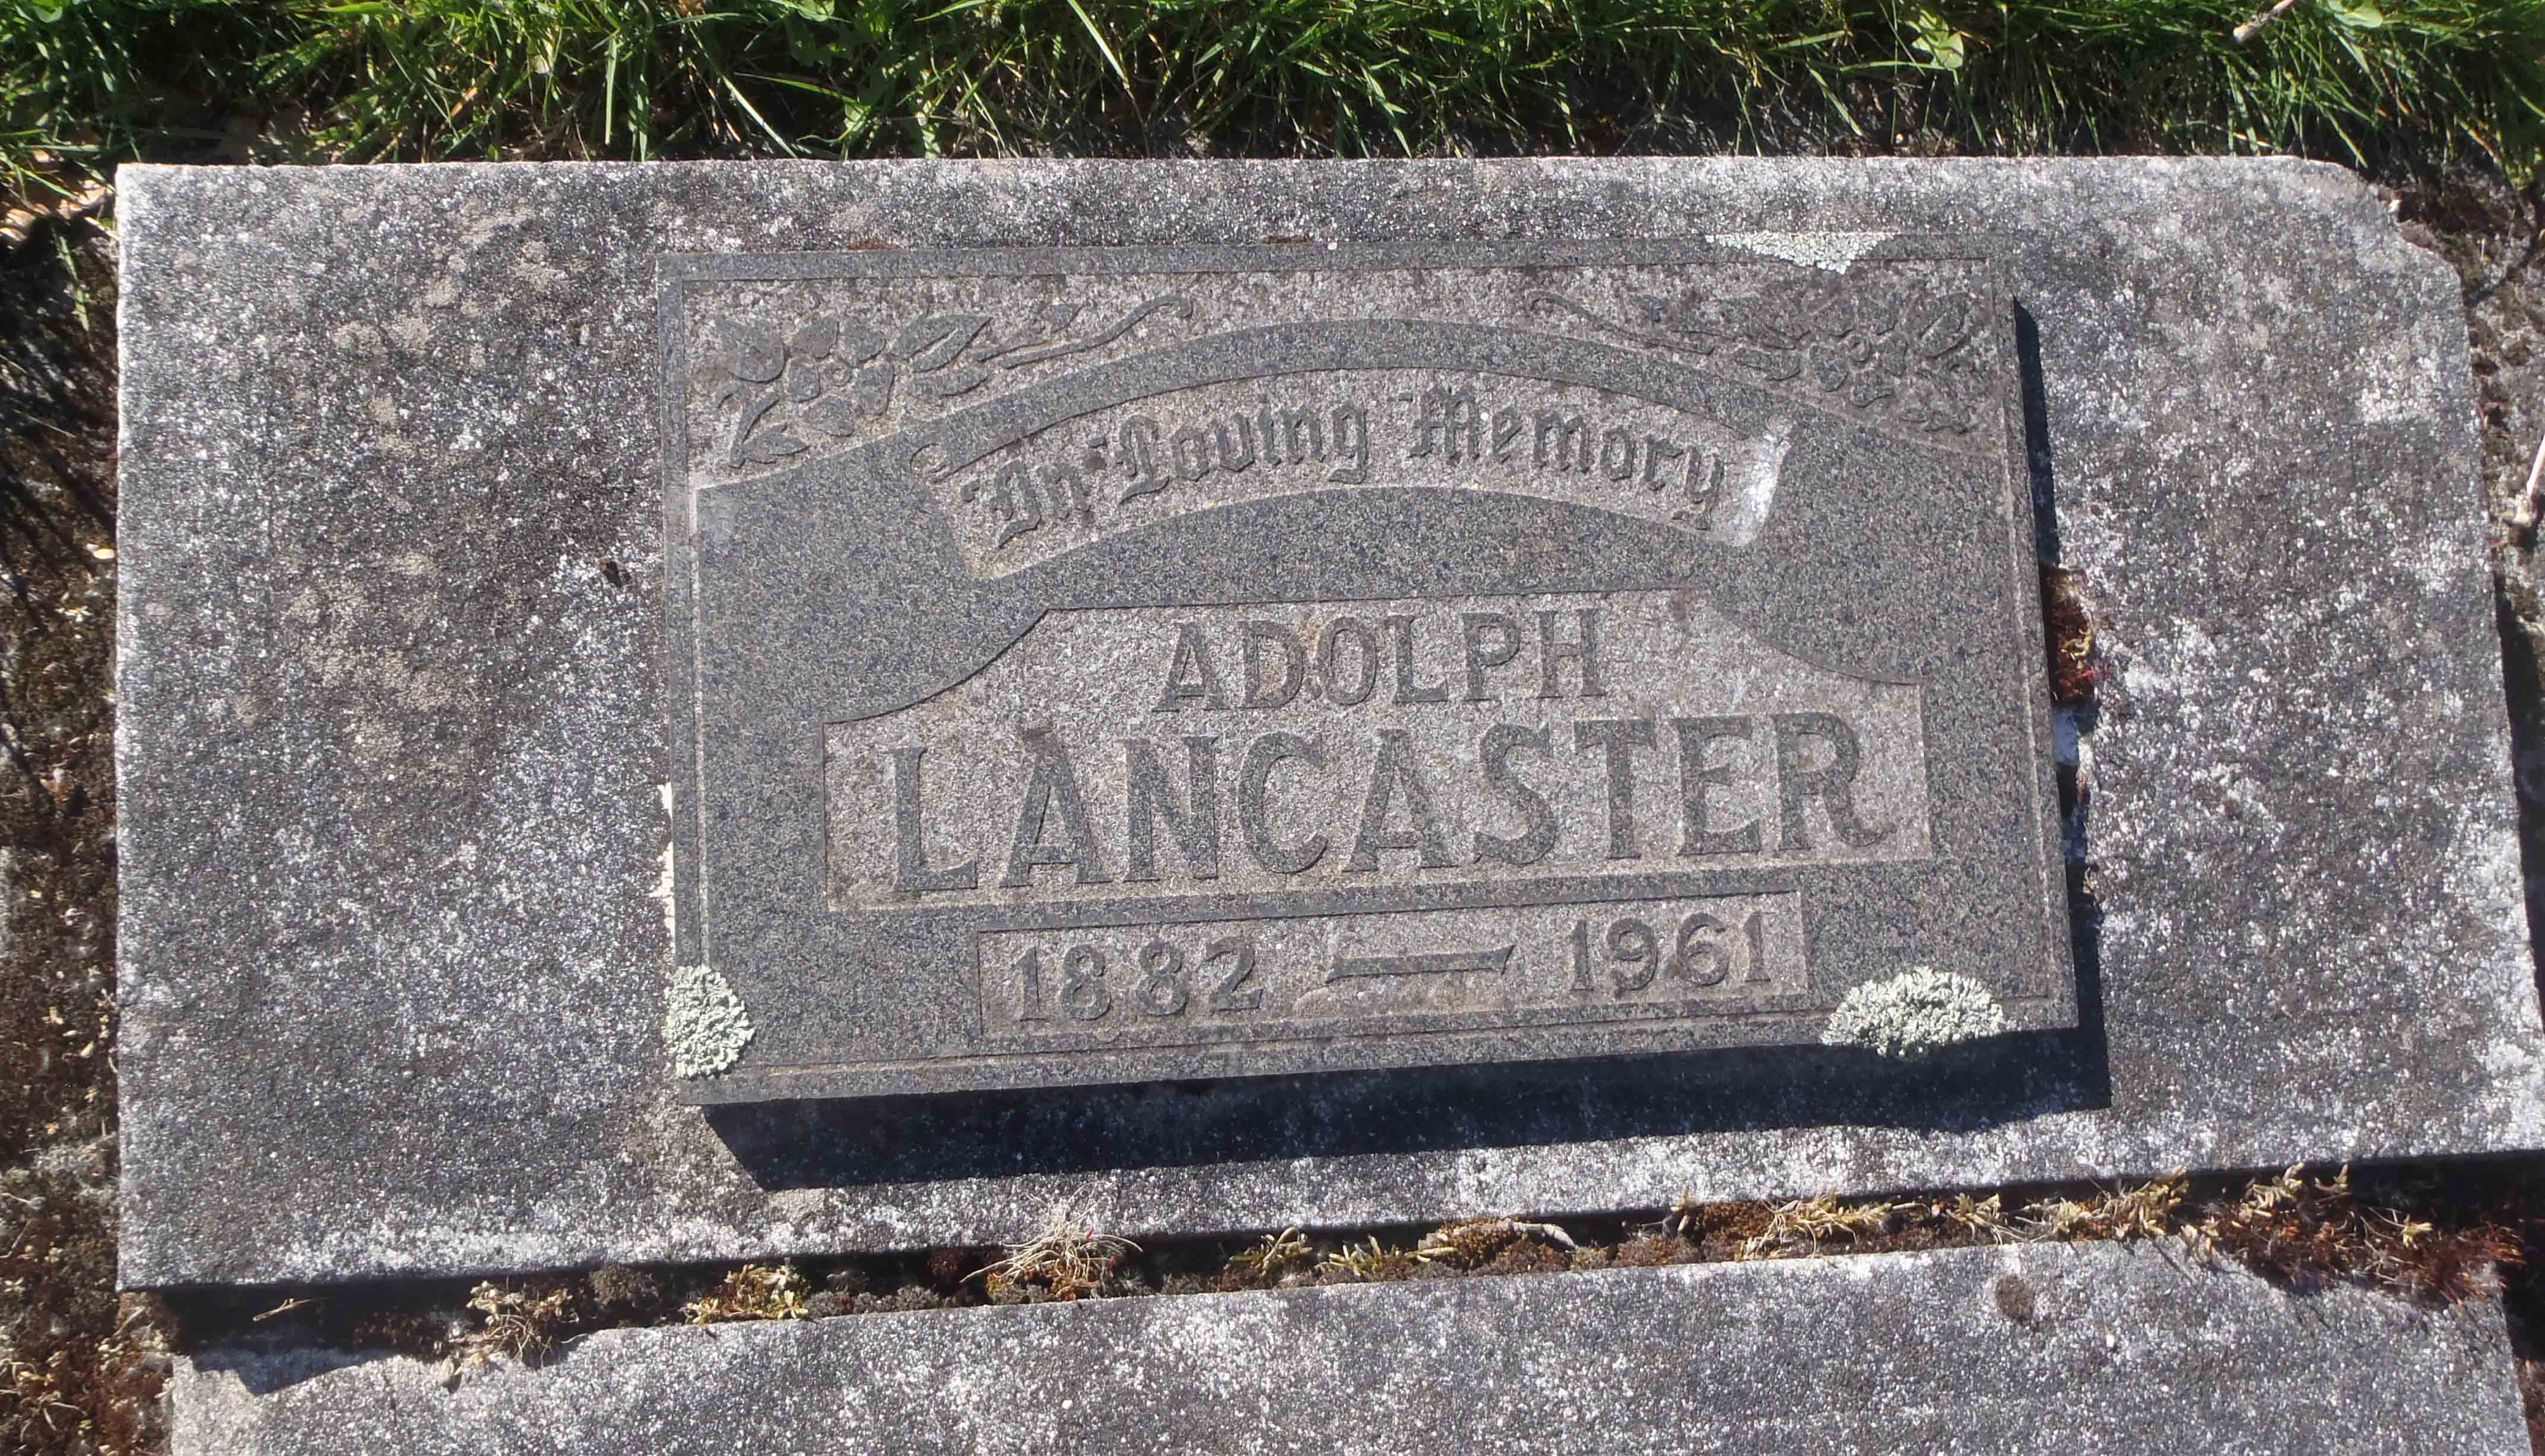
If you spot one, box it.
[0,214,162,1455]
[2406,164,2545,1456]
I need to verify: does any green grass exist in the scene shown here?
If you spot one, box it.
[1,0,2541,197]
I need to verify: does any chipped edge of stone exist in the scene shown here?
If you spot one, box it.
[665,965,754,1078]
[1820,968,2008,1058]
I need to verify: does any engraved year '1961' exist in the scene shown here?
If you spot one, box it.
[978,892,1805,1041]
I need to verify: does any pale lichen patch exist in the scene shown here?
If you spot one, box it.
[1822,969,2008,1058]
[665,965,754,1078]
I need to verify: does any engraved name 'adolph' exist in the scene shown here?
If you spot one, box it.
[825,590,1931,912]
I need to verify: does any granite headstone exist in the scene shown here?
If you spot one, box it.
[663,235,2068,1101]
[116,158,2542,1286]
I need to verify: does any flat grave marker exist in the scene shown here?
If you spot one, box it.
[664,239,2070,1101]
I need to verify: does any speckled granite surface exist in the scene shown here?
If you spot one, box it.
[116,158,2539,1286]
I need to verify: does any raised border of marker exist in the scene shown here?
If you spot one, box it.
[661,237,2073,1101]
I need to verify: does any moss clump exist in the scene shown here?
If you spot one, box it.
[1661,1198,1778,1257]
[459,1280,582,1366]
[1316,1236,1423,1284]
[681,1264,810,1324]
[1413,1219,1524,1270]
[587,1263,663,1315]
[1611,1234,1698,1268]
[2041,567,2100,705]
[1412,1217,1576,1272]
[1218,1228,1317,1290]
[976,1219,1137,1304]
[2027,1175,2185,1242]
[924,1246,989,1289]
[851,1285,954,1314]
[2200,1165,2519,1302]
[1738,1195,1906,1260]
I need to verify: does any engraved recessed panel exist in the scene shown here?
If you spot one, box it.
[973,892,1813,1049]
[664,237,2073,1103]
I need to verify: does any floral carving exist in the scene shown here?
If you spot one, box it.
[698,295,1194,467]
[1527,269,1992,438]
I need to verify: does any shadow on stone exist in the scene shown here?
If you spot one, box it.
[706,1033,2105,1192]
[2017,299,2112,1116]
[2490,585,2545,999]
[180,1344,385,1398]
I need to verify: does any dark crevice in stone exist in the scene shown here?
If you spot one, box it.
[2017,298,2109,1112]
[159,1159,2543,1400]
[2495,584,2545,1002]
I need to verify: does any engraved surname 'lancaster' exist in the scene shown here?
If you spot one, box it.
[826,590,1928,912]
